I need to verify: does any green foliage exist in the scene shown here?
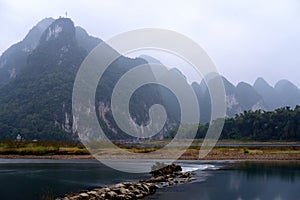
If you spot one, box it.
[196,106,300,141]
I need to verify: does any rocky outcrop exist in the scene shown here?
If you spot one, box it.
[56,164,196,200]
[56,182,157,200]
[143,164,196,188]
[150,163,182,176]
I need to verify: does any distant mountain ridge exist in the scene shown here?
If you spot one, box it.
[0,18,55,87]
[0,17,300,140]
[193,75,300,118]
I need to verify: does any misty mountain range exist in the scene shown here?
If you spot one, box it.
[0,17,299,140]
[191,75,300,122]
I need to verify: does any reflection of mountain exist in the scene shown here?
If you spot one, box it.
[0,17,300,140]
[235,162,300,181]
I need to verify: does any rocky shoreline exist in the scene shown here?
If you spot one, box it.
[55,164,196,200]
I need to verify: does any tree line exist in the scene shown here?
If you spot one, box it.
[195,106,300,141]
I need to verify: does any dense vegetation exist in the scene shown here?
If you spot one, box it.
[196,106,300,141]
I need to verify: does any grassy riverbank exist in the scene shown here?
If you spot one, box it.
[0,140,89,155]
[0,140,299,160]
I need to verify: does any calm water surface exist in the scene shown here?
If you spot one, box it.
[0,159,149,200]
[146,161,300,200]
[0,159,299,200]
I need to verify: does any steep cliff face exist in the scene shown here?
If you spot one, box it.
[94,55,180,140]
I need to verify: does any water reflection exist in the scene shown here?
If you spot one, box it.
[146,162,300,200]
[234,162,300,183]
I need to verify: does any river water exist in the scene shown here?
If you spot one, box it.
[0,159,149,200]
[147,161,300,200]
[0,159,299,200]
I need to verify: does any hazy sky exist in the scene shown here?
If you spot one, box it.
[1,0,300,86]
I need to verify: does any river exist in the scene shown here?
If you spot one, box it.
[0,159,299,200]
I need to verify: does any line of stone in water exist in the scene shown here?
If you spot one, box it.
[55,164,197,200]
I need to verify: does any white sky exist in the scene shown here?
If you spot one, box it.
[1,0,300,86]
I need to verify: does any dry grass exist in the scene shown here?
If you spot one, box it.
[0,140,299,160]
[0,140,89,155]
